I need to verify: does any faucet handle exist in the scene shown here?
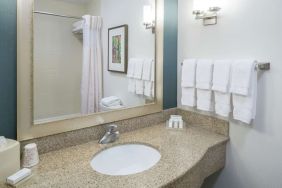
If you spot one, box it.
[107,124,118,132]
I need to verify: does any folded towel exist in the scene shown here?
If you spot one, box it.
[142,59,153,81]
[197,89,214,111]
[73,20,83,28]
[128,78,135,93]
[144,81,153,97]
[196,59,214,90]
[151,82,155,98]
[127,59,136,78]
[212,60,232,93]
[233,66,257,124]
[181,59,197,87]
[150,60,155,82]
[133,59,144,79]
[135,80,144,95]
[181,88,196,107]
[230,60,255,96]
[101,96,121,107]
[214,91,231,117]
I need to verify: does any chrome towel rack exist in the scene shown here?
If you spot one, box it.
[180,61,270,71]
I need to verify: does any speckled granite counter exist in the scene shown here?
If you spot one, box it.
[2,123,228,188]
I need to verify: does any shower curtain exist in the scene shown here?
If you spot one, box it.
[81,15,103,115]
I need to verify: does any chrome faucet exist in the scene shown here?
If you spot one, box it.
[98,124,119,144]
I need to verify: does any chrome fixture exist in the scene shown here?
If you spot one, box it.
[98,124,119,144]
[181,61,271,71]
[33,11,81,20]
[192,7,221,26]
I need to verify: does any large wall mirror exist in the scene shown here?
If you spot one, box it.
[17,0,163,140]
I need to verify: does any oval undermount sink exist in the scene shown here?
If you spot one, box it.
[90,144,161,176]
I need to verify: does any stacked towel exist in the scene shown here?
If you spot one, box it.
[196,59,214,111]
[182,59,197,87]
[181,59,197,107]
[212,60,232,117]
[127,59,137,93]
[143,59,154,97]
[72,20,84,33]
[231,60,257,124]
[230,60,255,95]
[101,96,122,107]
[133,59,144,80]
[127,58,154,98]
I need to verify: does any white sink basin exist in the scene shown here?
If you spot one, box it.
[90,144,161,176]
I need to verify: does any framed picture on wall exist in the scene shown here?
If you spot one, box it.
[108,25,128,73]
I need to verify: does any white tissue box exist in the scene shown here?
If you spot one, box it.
[0,139,20,182]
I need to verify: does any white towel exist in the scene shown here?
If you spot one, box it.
[181,59,197,87]
[101,96,121,107]
[197,89,214,111]
[72,20,84,33]
[127,59,136,78]
[181,88,196,107]
[144,81,153,97]
[142,59,153,81]
[233,65,257,124]
[128,78,135,93]
[150,60,155,82]
[196,59,214,89]
[133,59,144,79]
[212,60,232,93]
[73,20,83,28]
[212,60,232,117]
[230,60,255,96]
[135,80,144,95]
[151,82,155,98]
[214,91,231,117]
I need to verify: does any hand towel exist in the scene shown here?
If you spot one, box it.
[135,80,144,95]
[196,59,214,89]
[214,91,231,117]
[197,89,214,111]
[212,60,232,93]
[142,59,153,81]
[150,60,155,82]
[151,82,155,98]
[133,59,144,79]
[128,78,136,93]
[127,59,136,78]
[181,88,196,107]
[144,81,153,97]
[232,66,257,124]
[230,59,255,96]
[181,59,197,87]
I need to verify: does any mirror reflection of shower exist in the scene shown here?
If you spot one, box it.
[33,0,156,124]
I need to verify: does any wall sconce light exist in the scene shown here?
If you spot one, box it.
[192,0,221,26]
[143,5,155,33]
[192,7,221,25]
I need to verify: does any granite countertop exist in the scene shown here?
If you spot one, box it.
[3,124,228,188]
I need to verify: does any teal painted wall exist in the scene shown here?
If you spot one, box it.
[0,0,17,139]
[163,0,178,109]
[0,0,178,138]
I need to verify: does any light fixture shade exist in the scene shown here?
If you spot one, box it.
[193,0,221,10]
[143,5,153,24]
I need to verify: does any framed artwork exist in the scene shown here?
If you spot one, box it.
[108,25,128,73]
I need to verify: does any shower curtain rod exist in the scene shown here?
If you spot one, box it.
[33,11,81,20]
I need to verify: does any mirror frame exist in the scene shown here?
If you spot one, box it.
[17,0,164,141]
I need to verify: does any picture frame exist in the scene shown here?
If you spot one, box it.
[108,25,128,73]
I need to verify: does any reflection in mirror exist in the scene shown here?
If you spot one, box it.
[33,0,156,124]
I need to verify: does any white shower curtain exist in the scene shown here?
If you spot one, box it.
[81,15,103,115]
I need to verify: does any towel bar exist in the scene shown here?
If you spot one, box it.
[180,61,270,71]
